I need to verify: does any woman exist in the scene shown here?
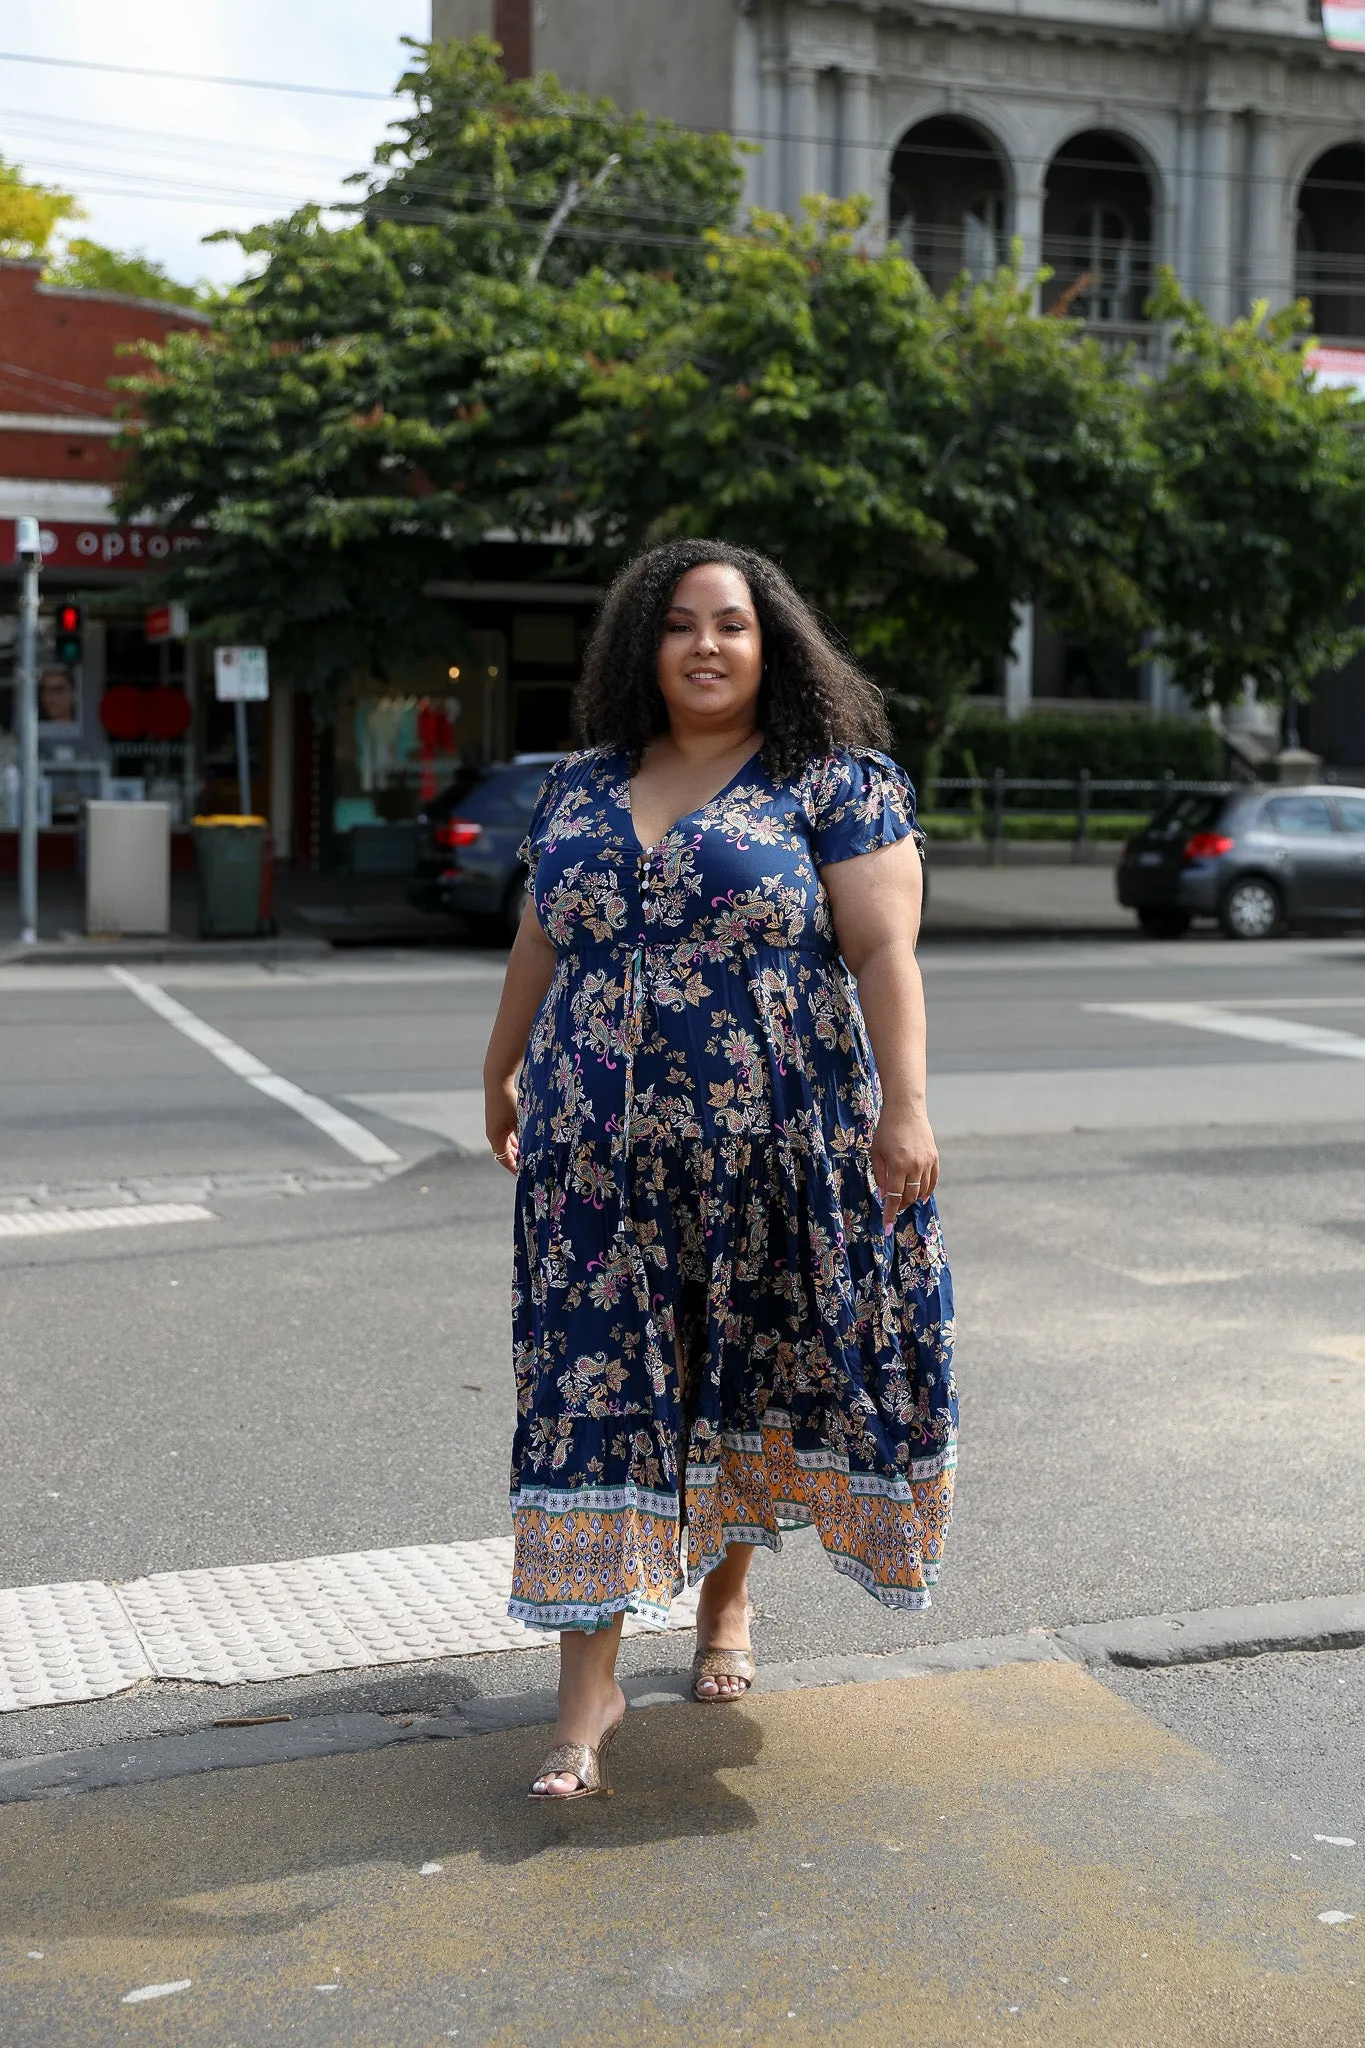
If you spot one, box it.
[483,540,955,1800]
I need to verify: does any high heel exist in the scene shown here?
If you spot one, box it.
[691,1647,756,1703]
[526,1711,625,1800]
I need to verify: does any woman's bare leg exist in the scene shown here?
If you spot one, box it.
[672,1316,755,1701]
[694,1541,755,1699]
[530,1614,627,1796]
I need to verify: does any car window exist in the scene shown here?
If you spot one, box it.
[1142,794,1226,842]
[1336,795,1365,835]
[1263,795,1335,835]
[509,768,553,813]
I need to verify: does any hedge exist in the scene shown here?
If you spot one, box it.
[923,710,1222,796]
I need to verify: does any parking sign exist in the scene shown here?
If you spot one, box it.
[214,646,269,701]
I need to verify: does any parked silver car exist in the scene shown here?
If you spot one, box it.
[1116,784,1365,939]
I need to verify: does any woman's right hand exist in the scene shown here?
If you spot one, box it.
[485,1076,520,1174]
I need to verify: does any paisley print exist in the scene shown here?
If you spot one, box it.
[508,743,957,1632]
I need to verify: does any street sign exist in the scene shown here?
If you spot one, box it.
[214,645,269,702]
[146,602,188,644]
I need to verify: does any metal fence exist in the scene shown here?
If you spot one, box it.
[926,772,1236,864]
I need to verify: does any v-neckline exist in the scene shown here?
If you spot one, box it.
[621,745,765,857]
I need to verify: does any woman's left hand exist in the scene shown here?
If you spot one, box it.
[872,1109,940,1233]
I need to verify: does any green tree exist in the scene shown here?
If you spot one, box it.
[1140,274,1365,708]
[45,238,210,309]
[549,200,1153,775]
[0,151,205,302]
[0,153,81,258]
[115,36,741,700]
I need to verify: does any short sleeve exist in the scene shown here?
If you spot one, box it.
[807,747,919,868]
[516,757,568,871]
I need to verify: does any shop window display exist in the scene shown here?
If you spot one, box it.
[334,692,463,823]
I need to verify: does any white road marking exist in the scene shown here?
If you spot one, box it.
[346,1089,487,1154]
[1088,1000,1365,1060]
[930,1058,1365,1138]
[122,1981,192,2004]
[0,1202,213,1241]
[106,966,399,1166]
[0,1538,701,1713]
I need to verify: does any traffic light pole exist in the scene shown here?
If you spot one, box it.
[14,522,41,947]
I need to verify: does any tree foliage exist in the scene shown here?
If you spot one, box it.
[1138,275,1365,706]
[0,153,206,304]
[544,200,1154,766]
[362,34,742,289]
[45,238,209,308]
[0,154,82,259]
[115,37,742,698]
[114,36,1365,736]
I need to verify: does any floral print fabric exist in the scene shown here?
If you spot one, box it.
[509,743,956,1632]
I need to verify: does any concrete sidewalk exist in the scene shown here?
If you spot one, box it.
[2,857,1135,957]
[3,1659,1358,2047]
[920,859,1132,939]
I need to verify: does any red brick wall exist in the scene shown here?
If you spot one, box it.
[0,261,207,484]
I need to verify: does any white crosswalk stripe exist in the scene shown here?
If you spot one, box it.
[1087,999,1365,1059]
[106,965,400,1166]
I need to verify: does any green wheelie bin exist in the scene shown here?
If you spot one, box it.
[193,815,273,938]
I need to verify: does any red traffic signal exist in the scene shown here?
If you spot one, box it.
[54,600,83,666]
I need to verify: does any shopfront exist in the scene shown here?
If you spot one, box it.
[0,514,606,872]
[0,516,206,870]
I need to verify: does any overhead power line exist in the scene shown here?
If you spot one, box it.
[1,45,1360,198]
[0,48,395,100]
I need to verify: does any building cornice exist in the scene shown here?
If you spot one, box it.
[885,1,1365,69]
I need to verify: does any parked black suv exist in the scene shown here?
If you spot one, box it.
[1116,783,1365,938]
[410,755,560,940]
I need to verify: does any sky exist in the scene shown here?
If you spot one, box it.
[0,0,433,289]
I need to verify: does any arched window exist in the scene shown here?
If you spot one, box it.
[889,117,1009,296]
[1296,145,1365,340]
[1042,134,1152,327]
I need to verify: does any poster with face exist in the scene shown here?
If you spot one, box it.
[38,666,81,733]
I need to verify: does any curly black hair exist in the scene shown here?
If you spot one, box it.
[575,539,891,780]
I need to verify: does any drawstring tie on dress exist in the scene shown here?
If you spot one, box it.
[614,939,649,1238]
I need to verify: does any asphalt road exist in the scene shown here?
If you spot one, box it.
[2,930,1363,1755]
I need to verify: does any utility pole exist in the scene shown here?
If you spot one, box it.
[14,515,42,948]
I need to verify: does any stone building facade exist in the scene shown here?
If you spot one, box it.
[434,1,1365,749]
[434,0,1365,343]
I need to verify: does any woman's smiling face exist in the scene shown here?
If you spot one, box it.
[655,562,763,735]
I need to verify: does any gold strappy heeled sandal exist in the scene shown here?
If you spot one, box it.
[691,1647,756,1703]
[526,1713,625,1800]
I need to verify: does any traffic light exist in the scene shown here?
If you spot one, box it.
[54,601,82,667]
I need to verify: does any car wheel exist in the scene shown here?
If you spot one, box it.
[1219,875,1282,941]
[1136,907,1191,939]
[502,873,531,943]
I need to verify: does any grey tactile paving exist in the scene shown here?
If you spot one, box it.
[1,1542,702,1708]
[0,1580,153,1712]
[115,1540,700,1686]
[0,1167,393,1216]
[0,1202,214,1241]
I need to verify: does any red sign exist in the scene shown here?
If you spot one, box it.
[1,518,201,573]
[145,602,188,642]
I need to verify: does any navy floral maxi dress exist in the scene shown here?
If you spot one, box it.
[508,742,956,1633]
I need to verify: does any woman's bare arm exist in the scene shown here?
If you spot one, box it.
[821,836,939,1229]
[482,902,557,1173]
